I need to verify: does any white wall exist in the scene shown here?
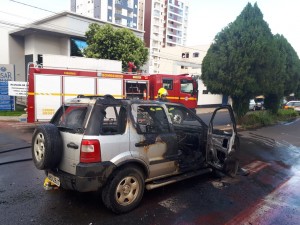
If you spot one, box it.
[0,28,10,64]
[158,45,223,106]
[198,79,222,105]
[25,34,69,60]
[9,36,25,81]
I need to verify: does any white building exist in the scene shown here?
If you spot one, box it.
[158,45,223,106]
[71,0,144,30]
[0,11,143,82]
[71,0,189,74]
[144,0,189,73]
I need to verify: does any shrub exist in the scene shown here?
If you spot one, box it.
[239,109,298,129]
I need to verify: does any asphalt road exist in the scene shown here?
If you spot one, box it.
[0,117,300,225]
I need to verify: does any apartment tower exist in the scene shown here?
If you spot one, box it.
[71,0,144,30]
[144,0,188,73]
[70,0,189,73]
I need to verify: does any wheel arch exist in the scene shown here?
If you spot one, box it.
[115,160,149,179]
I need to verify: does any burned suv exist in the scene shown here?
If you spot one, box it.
[32,95,240,213]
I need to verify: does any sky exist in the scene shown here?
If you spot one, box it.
[0,0,300,56]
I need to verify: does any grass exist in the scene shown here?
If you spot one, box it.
[0,105,26,116]
[239,109,299,129]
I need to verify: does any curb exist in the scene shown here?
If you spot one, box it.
[0,114,27,122]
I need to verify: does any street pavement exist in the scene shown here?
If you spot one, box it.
[1,112,300,224]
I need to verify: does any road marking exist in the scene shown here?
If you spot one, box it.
[243,160,270,174]
[225,174,300,225]
[159,197,187,213]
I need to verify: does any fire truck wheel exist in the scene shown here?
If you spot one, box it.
[32,124,62,170]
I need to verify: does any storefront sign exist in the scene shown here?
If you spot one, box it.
[0,64,15,111]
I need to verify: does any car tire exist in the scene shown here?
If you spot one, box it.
[101,166,145,214]
[32,124,63,170]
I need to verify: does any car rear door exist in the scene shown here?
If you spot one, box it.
[206,106,239,177]
[51,104,89,175]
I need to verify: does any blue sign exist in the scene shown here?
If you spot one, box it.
[0,64,15,111]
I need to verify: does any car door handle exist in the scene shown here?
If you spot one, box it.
[67,142,79,149]
[135,139,156,147]
[135,142,149,147]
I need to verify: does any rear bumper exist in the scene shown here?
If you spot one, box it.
[49,161,116,192]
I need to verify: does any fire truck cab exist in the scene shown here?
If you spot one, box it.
[149,74,198,109]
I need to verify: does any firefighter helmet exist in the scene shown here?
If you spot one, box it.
[158,88,168,98]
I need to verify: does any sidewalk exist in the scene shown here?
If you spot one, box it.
[0,114,27,122]
[196,108,217,114]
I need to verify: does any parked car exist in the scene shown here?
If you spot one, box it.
[294,106,300,114]
[283,100,300,109]
[249,97,264,111]
[32,95,240,213]
[254,96,264,110]
[249,99,256,110]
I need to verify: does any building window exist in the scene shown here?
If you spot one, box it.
[182,52,189,58]
[70,38,88,57]
[193,52,199,58]
[202,90,209,94]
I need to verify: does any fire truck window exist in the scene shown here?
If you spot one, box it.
[181,80,193,93]
[163,79,173,90]
[167,105,202,128]
[134,105,170,134]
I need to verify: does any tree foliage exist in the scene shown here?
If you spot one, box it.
[201,3,300,117]
[83,23,148,71]
[275,35,300,97]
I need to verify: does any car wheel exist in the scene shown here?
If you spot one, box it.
[102,167,145,214]
[32,124,62,170]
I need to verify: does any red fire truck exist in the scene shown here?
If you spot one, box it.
[27,65,198,123]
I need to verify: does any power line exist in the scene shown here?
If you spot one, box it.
[5,0,206,63]
[0,20,28,29]
[0,10,33,21]
[10,0,57,14]
[8,0,143,38]
[9,0,207,54]
[0,7,87,36]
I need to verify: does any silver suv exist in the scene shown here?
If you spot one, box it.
[32,95,240,213]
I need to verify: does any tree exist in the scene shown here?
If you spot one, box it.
[83,23,148,71]
[275,35,300,97]
[201,3,282,118]
[262,35,299,113]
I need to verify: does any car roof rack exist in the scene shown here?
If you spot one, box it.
[77,94,116,100]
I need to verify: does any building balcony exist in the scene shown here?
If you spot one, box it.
[115,0,133,11]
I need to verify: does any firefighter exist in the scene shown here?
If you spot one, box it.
[157,87,169,102]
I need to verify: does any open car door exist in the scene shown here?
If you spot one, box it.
[206,106,239,177]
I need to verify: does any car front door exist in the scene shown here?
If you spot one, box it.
[130,103,178,179]
[206,106,239,177]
